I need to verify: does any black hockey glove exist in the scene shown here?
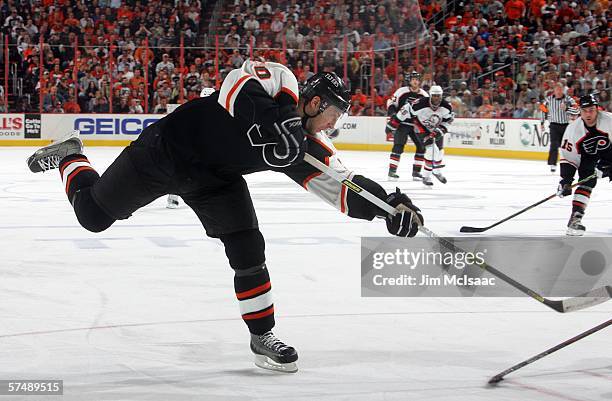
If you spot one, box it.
[385,188,423,237]
[271,115,307,166]
[423,128,444,145]
[386,115,401,134]
[431,127,445,138]
[557,181,572,197]
[596,160,612,182]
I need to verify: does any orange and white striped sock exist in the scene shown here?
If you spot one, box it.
[572,185,592,214]
[59,155,99,201]
[234,264,275,335]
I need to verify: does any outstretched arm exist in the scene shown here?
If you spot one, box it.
[283,132,422,236]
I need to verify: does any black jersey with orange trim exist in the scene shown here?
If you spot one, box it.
[155,60,389,222]
[158,76,302,179]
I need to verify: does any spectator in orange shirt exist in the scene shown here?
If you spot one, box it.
[63,95,81,113]
[117,5,134,21]
[351,88,367,106]
[350,98,364,116]
[529,0,545,18]
[504,0,525,21]
[477,97,495,118]
[444,12,460,30]
[63,10,78,28]
[134,41,155,65]
[130,69,145,90]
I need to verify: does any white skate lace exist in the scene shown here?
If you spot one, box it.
[37,155,61,171]
[260,332,290,353]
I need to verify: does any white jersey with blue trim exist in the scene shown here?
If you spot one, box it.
[217,60,299,117]
[395,96,454,134]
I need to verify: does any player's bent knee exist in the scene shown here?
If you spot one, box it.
[72,187,115,233]
[392,144,404,154]
[219,229,265,270]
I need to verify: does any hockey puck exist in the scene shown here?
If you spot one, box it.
[580,250,606,276]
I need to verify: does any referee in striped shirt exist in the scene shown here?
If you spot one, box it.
[540,83,577,172]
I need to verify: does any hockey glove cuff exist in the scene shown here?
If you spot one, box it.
[385,188,423,237]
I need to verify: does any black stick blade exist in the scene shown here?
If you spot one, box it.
[460,226,488,233]
[488,375,504,385]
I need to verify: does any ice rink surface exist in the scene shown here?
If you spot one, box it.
[1,147,611,401]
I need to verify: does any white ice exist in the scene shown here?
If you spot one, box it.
[1,147,611,401]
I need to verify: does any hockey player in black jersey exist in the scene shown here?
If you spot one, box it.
[386,71,429,181]
[26,61,424,373]
[387,85,454,186]
[556,94,612,236]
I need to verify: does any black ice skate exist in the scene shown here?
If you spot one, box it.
[566,212,586,236]
[388,171,400,182]
[422,175,434,186]
[27,130,83,173]
[250,331,298,373]
[412,171,423,181]
[433,170,447,184]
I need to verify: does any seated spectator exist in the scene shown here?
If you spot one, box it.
[351,88,367,106]
[156,53,175,75]
[129,98,144,114]
[43,86,65,112]
[63,95,81,113]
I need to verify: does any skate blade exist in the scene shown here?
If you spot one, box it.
[254,354,298,373]
[387,176,399,182]
[166,202,179,209]
[55,129,81,142]
[433,176,447,184]
[412,177,422,182]
[566,228,585,236]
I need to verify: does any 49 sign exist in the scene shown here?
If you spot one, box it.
[488,121,506,146]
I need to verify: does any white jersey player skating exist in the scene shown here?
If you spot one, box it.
[389,85,454,186]
[557,94,612,235]
[166,87,217,209]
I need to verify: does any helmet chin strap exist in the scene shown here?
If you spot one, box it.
[301,98,322,130]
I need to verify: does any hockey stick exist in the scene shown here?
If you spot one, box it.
[488,318,612,384]
[459,173,597,233]
[303,153,612,313]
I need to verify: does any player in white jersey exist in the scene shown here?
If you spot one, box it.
[557,94,612,235]
[166,87,217,209]
[387,85,454,186]
[386,71,429,181]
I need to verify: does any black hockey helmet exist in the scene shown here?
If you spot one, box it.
[405,70,421,82]
[301,72,351,115]
[579,93,599,108]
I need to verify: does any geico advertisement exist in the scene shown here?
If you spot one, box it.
[42,114,161,140]
[0,114,24,138]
